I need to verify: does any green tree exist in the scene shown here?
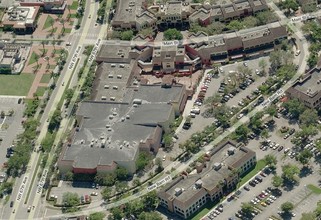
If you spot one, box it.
[242,16,258,28]
[48,110,62,132]
[281,201,294,213]
[258,59,267,75]
[234,125,250,142]
[163,28,183,40]
[115,181,127,193]
[120,30,134,41]
[281,0,299,12]
[101,187,112,201]
[297,149,313,166]
[115,166,128,181]
[138,211,162,220]
[163,133,173,151]
[133,178,141,186]
[241,202,254,216]
[266,105,277,118]
[299,109,318,126]
[142,191,159,210]
[89,212,106,220]
[62,192,79,207]
[0,111,5,118]
[138,28,154,37]
[136,152,152,171]
[227,20,243,31]
[256,11,278,25]
[271,175,283,188]
[282,98,306,119]
[110,207,124,220]
[282,163,300,182]
[315,201,321,217]
[264,154,277,168]
[125,200,144,217]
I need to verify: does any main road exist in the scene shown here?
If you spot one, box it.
[1,1,106,219]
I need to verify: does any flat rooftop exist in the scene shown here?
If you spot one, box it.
[113,0,144,23]
[293,70,321,97]
[162,140,256,205]
[92,62,132,102]
[62,100,174,169]
[96,42,131,62]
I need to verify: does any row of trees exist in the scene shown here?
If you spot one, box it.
[301,21,321,68]
[109,191,161,220]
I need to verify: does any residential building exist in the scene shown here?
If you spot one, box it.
[286,66,321,109]
[0,5,40,33]
[0,41,30,74]
[158,140,256,219]
[19,0,67,13]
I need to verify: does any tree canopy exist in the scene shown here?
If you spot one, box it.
[271,175,283,188]
[281,201,294,213]
[163,28,183,40]
[282,163,300,182]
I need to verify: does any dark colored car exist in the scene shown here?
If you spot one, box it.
[10,201,14,207]
[244,186,250,191]
[183,122,191,130]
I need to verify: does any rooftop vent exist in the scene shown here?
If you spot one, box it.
[174,188,182,196]
[195,179,203,188]
[227,147,236,155]
[126,115,130,119]
[213,162,222,171]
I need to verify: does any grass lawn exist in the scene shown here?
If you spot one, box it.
[40,74,51,83]
[28,52,40,65]
[63,28,72,34]
[48,27,57,33]
[70,13,77,18]
[307,184,321,194]
[189,199,222,220]
[238,159,267,187]
[70,1,78,10]
[49,65,56,69]
[0,8,5,21]
[43,15,55,30]
[35,86,47,97]
[0,73,35,95]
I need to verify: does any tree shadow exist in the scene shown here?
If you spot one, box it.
[299,166,313,178]
[282,179,297,192]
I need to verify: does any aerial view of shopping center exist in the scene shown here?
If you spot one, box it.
[0,0,321,219]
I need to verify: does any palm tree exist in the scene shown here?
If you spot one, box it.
[60,19,65,34]
[51,39,56,56]
[49,17,55,34]
[41,41,46,56]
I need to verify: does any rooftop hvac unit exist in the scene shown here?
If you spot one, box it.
[101,96,107,100]
[80,139,85,144]
[133,104,138,108]
[121,117,125,122]
[213,162,222,170]
[110,97,116,101]
[174,188,182,196]
[126,115,130,119]
[117,75,122,79]
[107,128,112,131]
[108,74,113,78]
[195,179,203,188]
[106,124,111,128]
[109,115,114,119]
[227,147,236,155]
[112,112,117,116]
[104,85,109,89]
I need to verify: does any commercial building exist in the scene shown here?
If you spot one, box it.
[111,0,268,31]
[1,5,40,33]
[187,21,287,64]
[0,41,30,74]
[158,140,256,219]
[19,0,67,13]
[58,42,188,174]
[286,66,321,109]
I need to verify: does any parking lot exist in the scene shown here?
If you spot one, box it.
[50,181,102,204]
[202,114,321,220]
[0,96,25,167]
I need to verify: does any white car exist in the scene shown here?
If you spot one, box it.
[295,50,301,56]
[243,62,248,67]
[237,114,244,119]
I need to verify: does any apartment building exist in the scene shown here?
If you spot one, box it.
[186,21,287,64]
[111,0,268,31]
[286,66,321,109]
[158,140,256,219]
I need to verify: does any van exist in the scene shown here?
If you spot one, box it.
[190,108,200,114]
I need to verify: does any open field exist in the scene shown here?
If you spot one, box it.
[0,73,35,96]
